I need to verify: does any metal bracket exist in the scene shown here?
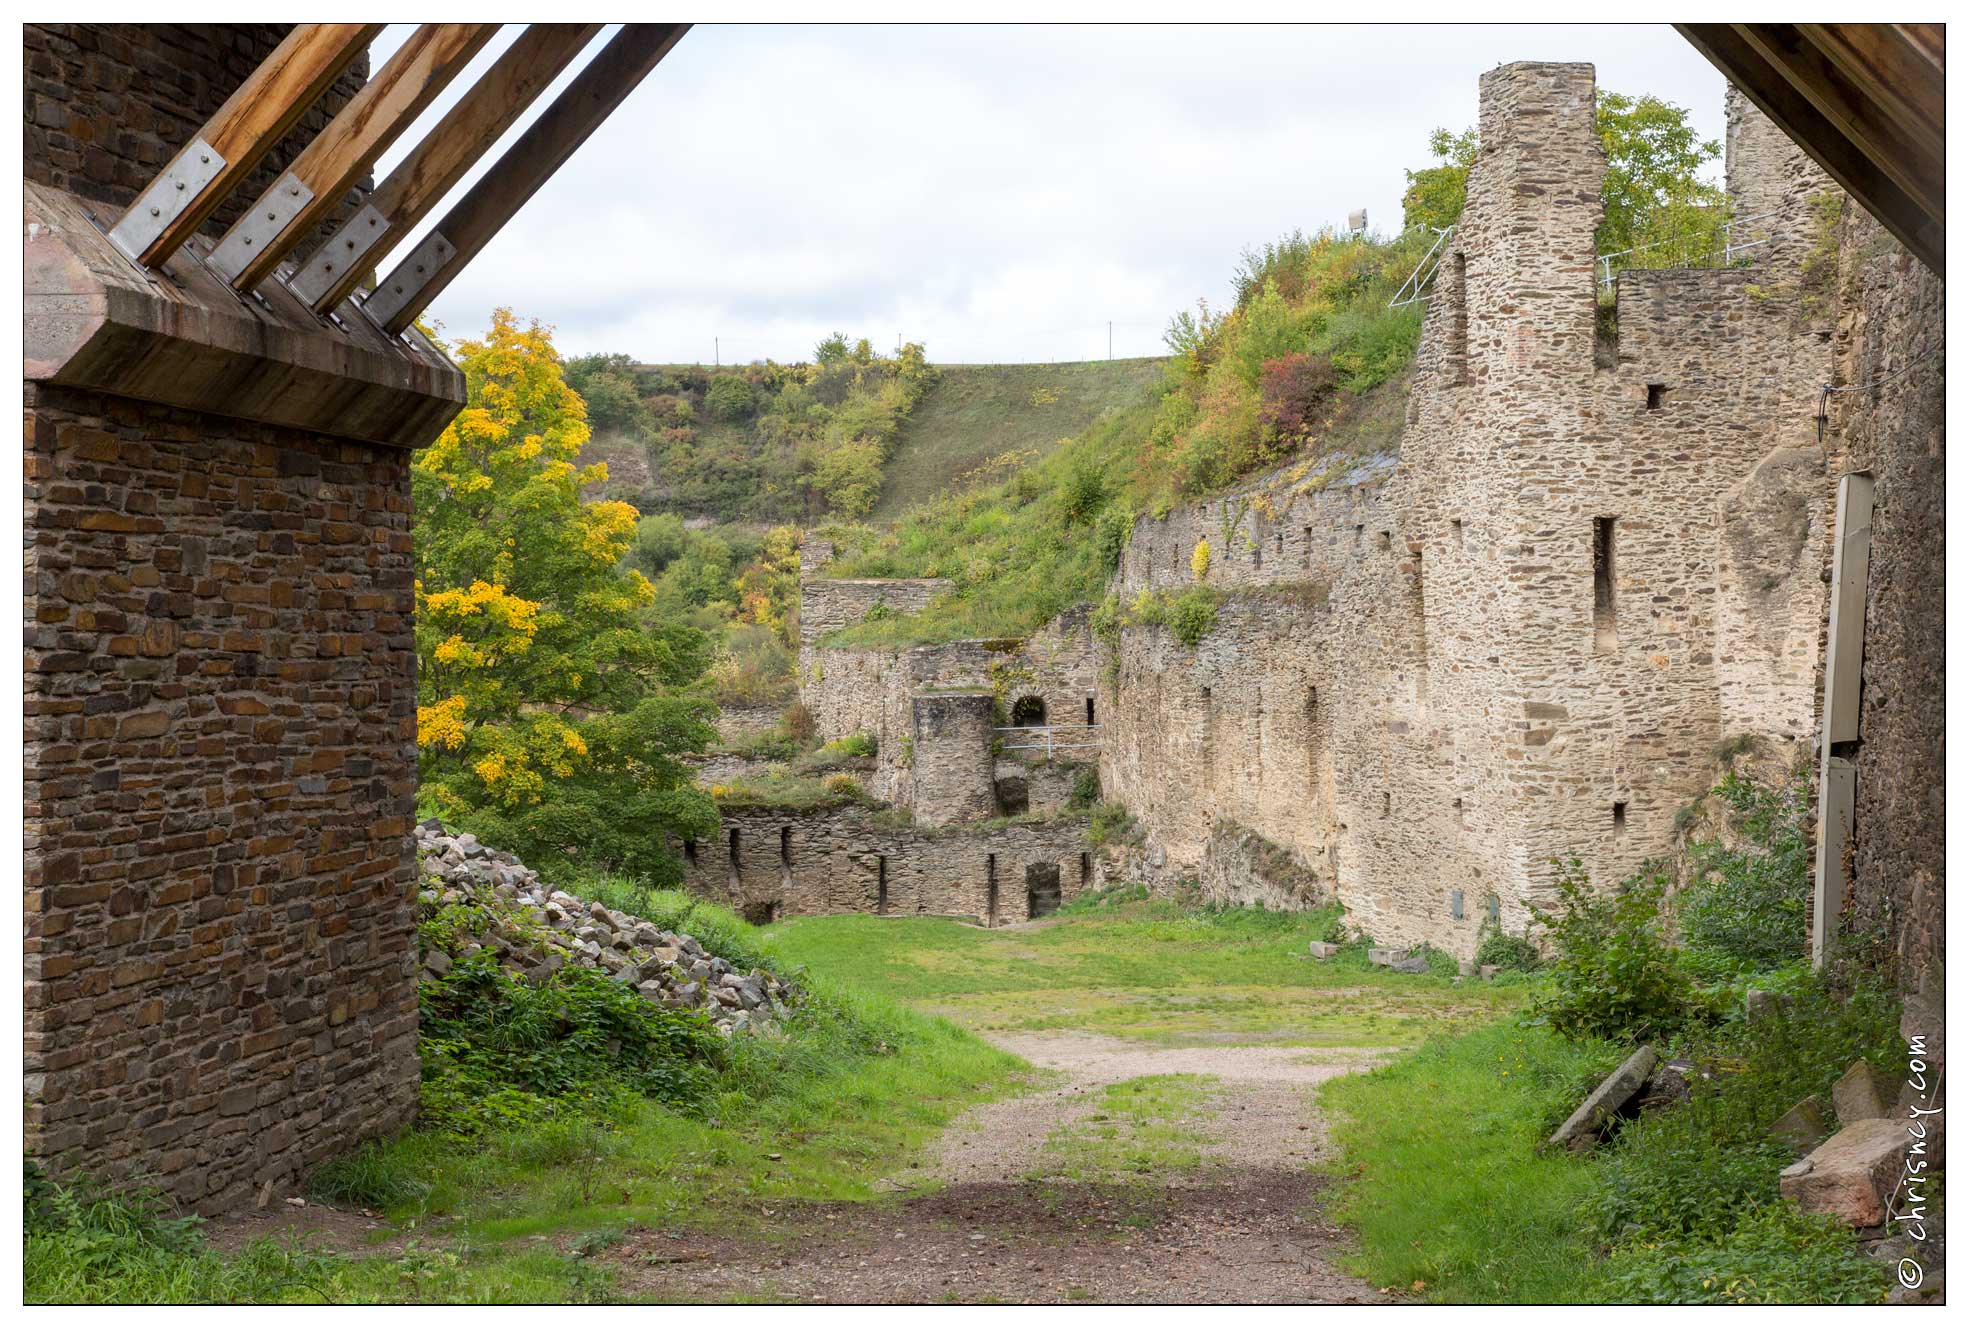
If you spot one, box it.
[287,203,392,309]
[107,137,226,264]
[361,229,455,331]
[208,171,315,284]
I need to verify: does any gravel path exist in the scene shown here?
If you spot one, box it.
[622,1032,1396,1304]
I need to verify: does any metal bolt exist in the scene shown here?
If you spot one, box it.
[175,180,185,191]
[149,206,160,217]
[200,153,210,163]
[266,211,276,220]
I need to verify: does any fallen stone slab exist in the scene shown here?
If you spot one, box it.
[1479,964,1500,980]
[1831,1058,1898,1125]
[1548,1046,1658,1153]
[1390,956,1430,974]
[1768,1094,1830,1154]
[1780,1117,1910,1227]
[1365,947,1400,967]
[1308,941,1341,959]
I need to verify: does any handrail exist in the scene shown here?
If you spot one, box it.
[1595,209,1784,290]
[1388,226,1454,308]
[993,723,1103,759]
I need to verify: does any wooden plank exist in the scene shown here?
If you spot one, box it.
[1676,23,1942,276]
[1733,24,1942,231]
[111,24,382,268]
[213,23,500,292]
[367,23,689,334]
[1798,24,1944,162]
[294,24,603,314]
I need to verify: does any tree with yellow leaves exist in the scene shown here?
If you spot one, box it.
[414,309,716,877]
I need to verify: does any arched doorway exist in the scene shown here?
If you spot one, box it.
[1010,695,1047,726]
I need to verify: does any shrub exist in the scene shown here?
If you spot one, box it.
[1474,925,1541,973]
[705,374,757,422]
[1095,505,1135,570]
[781,701,817,746]
[1257,351,1341,444]
[1677,770,1813,976]
[1190,538,1211,581]
[1087,801,1137,849]
[1169,587,1218,647]
[1529,859,1697,1043]
[1057,458,1107,525]
[418,952,722,1138]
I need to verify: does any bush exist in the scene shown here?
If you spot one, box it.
[1169,587,1218,647]
[1057,458,1107,525]
[1677,770,1813,976]
[418,952,722,1138]
[1529,859,1698,1043]
[781,701,817,746]
[705,374,757,422]
[1086,801,1137,849]
[1474,925,1541,973]
[1190,538,1211,580]
[1257,352,1341,444]
[1095,505,1134,570]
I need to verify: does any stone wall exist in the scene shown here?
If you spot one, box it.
[673,805,1093,926]
[22,384,423,1213]
[1826,209,1946,1061]
[1101,63,1845,957]
[21,23,453,1215]
[23,24,372,248]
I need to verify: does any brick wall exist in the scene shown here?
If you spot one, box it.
[23,384,422,1213]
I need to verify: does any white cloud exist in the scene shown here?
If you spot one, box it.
[371,23,1726,364]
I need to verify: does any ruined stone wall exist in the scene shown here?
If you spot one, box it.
[1827,211,1945,1058]
[673,805,1092,926]
[23,24,372,246]
[1102,63,1843,957]
[22,384,422,1214]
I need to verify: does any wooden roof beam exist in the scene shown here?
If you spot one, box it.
[365,23,689,336]
[1731,23,1943,234]
[1677,23,1943,277]
[210,23,501,293]
[107,23,383,269]
[290,24,604,315]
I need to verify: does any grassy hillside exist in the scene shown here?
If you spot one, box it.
[871,358,1168,519]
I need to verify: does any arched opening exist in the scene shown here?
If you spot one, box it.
[1010,695,1047,727]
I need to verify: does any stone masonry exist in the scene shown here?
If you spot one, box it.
[1101,66,1848,957]
[22,24,458,1214]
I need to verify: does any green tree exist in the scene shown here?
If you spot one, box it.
[564,351,655,441]
[1401,126,1479,232]
[414,309,715,878]
[1401,94,1723,261]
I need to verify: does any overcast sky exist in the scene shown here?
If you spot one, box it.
[372,24,1727,365]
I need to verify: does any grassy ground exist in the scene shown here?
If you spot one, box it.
[872,359,1169,520]
[763,900,1522,1049]
[1033,1074,1222,1185]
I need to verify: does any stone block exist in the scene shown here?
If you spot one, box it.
[1307,941,1340,959]
[1831,1059,1897,1124]
[1366,947,1400,967]
[1768,1095,1830,1154]
[1780,1118,1909,1227]
[1548,1046,1658,1153]
[1390,956,1430,974]
[1478,964,1501,980]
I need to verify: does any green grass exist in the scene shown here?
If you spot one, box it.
[1320,974,1903,1305]
[763,900,1521,1049]
[872,359,1170,519]
[1032,1074,1222,1185]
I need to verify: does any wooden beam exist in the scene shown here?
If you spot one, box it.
[1798,24,1944,164]
[1732,24,1942,232]
[108,24,382,268]
[211,23,500,292]
[291,24,603,315]
[1676,23,1943,276]
[365,24,689,335]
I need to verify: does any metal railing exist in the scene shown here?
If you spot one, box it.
[995,724,1103,759]
[1388,225,1454,308]
[1387,210,1788,308]
[1595,210,1782,291]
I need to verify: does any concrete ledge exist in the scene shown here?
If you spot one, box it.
[24,181,463,449]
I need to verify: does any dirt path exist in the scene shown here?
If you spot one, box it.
[617,1031,1395,1304]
